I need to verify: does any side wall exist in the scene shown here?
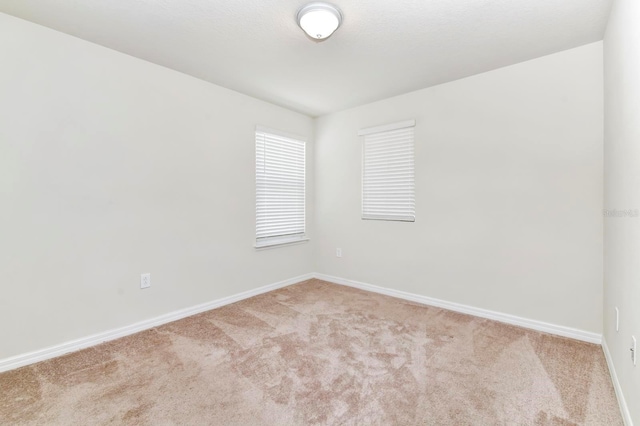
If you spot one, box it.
[315,43,604,335]
[604,0,640,423]
[0,13,315,360]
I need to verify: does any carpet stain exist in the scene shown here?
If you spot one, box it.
[0,279,624,425]
[535,410,579,425]
[121,400,153,423]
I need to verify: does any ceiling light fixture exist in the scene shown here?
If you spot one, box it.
[297,2,343,41]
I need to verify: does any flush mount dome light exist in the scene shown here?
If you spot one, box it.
[297,2,342,40]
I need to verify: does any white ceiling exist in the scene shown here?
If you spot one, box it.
[0,0,612,117]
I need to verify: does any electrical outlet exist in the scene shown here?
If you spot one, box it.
[140,273,151,289]
[615,307,619,332]
[336,248,342,258]
[632,336,637,366]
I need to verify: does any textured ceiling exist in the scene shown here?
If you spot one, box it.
[0,0,612,117]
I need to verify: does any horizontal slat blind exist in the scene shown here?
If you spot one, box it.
[362,125,415,222]
[256,129,306,245]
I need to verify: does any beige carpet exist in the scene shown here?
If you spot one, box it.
[0,279,622,425]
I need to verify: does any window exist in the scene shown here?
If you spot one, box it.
[255,126,306,248]
[360,120,416,222]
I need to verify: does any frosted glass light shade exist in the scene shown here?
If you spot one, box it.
[297,3,342,40]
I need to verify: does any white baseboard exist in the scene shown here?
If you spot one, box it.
[0,271,604,375]
[0,273,315,373]
[314,273,602,344]
[2,271,624,421]
[602,338,634,426]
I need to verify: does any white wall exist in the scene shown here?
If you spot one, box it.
[0,10,610,381]
[0,13,314,360]
[604,0,640,422]
[315,43,604,334]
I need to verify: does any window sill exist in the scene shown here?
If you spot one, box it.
[254,238,310,250]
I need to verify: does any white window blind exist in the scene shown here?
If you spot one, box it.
[360,120,415,222]
[256,127,306,247]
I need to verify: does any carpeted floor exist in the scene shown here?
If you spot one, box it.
[0,279,623,425]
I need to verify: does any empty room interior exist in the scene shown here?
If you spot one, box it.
[1,0,639,424]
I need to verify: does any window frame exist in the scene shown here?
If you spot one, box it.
[359,119,416,222]
[255,126,308,249]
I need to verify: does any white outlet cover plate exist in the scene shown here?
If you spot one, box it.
[632,336,637,366]
[141,273,151,289]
